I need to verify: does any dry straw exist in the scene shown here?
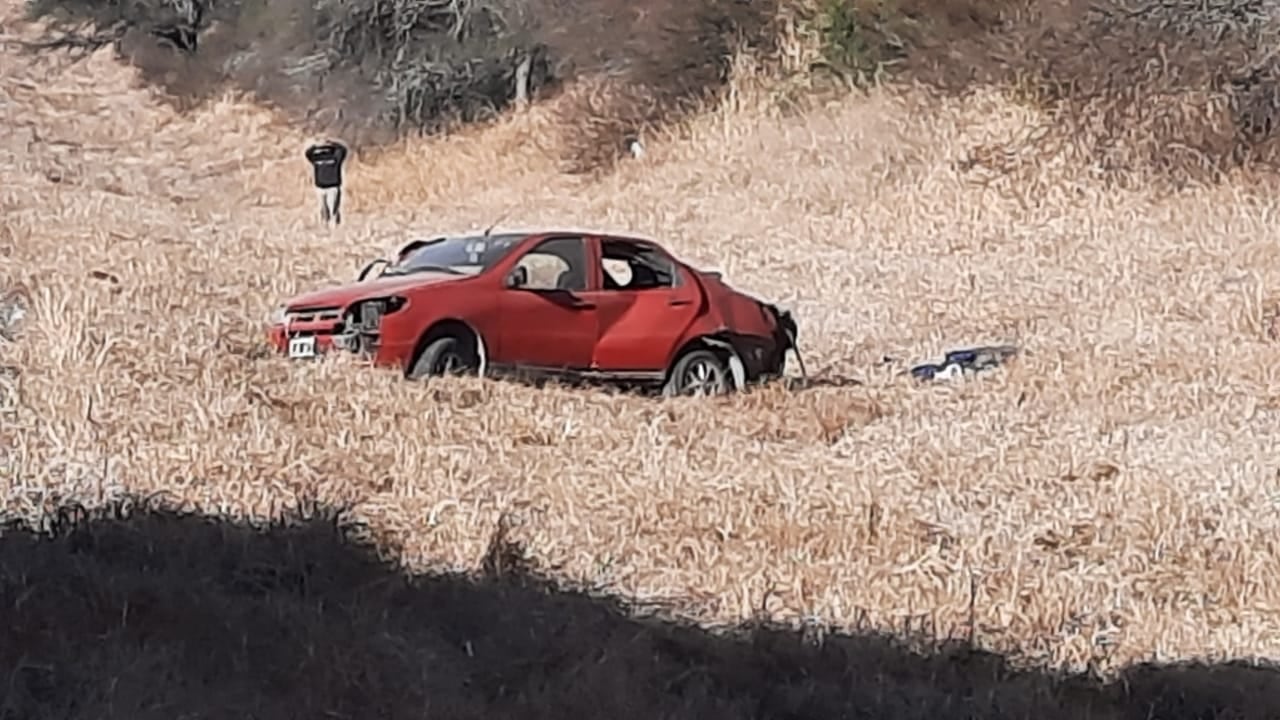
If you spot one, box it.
[3,0,1280,694]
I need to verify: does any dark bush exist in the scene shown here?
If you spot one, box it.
[32,0,1277,184]
[22,0,784,169]
[24,0,558,142]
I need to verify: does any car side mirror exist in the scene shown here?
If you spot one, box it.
[505,266,529,289]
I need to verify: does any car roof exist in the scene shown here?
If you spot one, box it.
[419,227,663,243]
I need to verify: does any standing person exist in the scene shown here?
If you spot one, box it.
[305,139,348,226]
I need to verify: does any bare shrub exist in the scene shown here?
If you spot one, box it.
[540,0,786,173]
[549,74,691,176]
[21,0,787,170]
[23,0,555,145]
[22,0,1280,181]
[902,0,1280,190]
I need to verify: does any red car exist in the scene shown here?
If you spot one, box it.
[265,229,799,396]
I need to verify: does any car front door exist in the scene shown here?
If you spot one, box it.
[585,239,701,372]
[493,235,599,372]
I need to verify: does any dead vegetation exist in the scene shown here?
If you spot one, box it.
[19,0,785,170]
[904,0,1280,191]
[22,0,1280,180]
[4,0,1280,713]
[22,0,554,141]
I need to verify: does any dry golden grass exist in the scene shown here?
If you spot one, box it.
[4,0,1280,696]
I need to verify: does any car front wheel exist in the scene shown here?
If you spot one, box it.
[407,335,478,381]
[664,349,732,397]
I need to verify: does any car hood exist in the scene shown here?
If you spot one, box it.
[283,271,464,311]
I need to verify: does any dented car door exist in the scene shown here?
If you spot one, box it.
[585,239,701,372]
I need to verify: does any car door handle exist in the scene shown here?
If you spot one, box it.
[669,298,692,306]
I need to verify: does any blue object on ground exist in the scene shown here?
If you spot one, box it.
[909,345,1018,382]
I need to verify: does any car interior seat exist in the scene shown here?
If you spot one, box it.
[629,262,659,289]
[555,265,585,291]
[601,265,623,290]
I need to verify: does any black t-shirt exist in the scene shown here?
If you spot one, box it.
[305,142,348,188]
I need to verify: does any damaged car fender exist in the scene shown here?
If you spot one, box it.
[698,335,748,389]
[668,269,800,388]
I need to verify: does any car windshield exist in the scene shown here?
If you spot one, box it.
[382,233,528,276]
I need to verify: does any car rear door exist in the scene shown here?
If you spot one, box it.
[492,235,599,371]
[585,239,702,372]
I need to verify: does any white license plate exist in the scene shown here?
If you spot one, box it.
[287,335,317,359]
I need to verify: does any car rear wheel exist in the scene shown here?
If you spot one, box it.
[408,335,478,381]
[664,349,731,397]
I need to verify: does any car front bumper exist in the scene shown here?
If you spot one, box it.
[267,322,340,360]
[266,322,414,370]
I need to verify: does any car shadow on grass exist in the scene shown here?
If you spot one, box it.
[781,374,865,392]
[429,364,866,399]
[1,498,1278,720]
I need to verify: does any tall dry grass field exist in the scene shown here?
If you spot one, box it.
[3,0,1280,713]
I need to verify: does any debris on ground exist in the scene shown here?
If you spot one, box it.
[0,288,28,342]
[784,374,864,391]
[908,345,1019,382]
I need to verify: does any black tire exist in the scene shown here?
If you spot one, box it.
[663,349,732,397]
[407,335,477,381]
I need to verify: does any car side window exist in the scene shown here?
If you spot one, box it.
[513,236,589,291]
[600,239,679,291]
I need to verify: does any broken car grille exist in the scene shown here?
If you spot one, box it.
[286,307,342,324]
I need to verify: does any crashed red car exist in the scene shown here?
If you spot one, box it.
[265,229,799,396]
